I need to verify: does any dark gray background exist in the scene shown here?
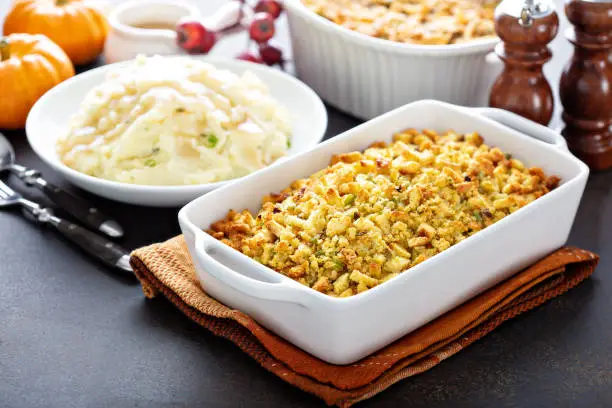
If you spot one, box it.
[1,1,611,407]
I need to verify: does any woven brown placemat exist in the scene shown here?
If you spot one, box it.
[130,239,598,407]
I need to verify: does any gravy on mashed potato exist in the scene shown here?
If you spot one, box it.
[57,55,292,185]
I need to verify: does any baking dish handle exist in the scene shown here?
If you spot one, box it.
[194,235,312,308]
[466,107,569,151]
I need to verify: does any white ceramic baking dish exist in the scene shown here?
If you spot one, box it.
[178,100,589,365]
[283,0,500,120]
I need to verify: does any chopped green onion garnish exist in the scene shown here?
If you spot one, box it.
[287,139,291,148]
[505,153,512,160]
[344,194,355,206]
[473,211,482,222]
[202,133,219,148]
[144,159,156,167]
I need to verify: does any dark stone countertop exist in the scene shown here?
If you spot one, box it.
[1,0,611,405]
[2,107,611,407]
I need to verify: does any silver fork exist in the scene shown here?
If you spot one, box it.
[0,132,123,238]
[0,180,132,273]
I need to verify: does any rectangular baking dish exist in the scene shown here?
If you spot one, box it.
[178,100,589,365]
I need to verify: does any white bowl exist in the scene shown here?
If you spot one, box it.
[179,100,588,364]
[284,0,500,120]
[26,56,327,207]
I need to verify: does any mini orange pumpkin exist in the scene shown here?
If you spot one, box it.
[3,0,109,66]
[0,34,75,130]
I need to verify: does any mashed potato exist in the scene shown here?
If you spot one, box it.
[57,55,292,185]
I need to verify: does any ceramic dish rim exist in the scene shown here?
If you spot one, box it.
[283,0,499,56]
[108,0,201,39]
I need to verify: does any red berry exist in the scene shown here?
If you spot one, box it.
[249,12,276,44]
[176,19,216,54]
[258,43,283,66]
[236,51,263,64]
[254,0,283,19]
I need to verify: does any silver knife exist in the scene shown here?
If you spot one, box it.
[0,133,124,238]
[0,180,132,274]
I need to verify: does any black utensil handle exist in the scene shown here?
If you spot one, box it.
[54,218,131,271]
[42,181,115,233]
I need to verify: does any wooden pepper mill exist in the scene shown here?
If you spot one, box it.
[559,0,612,170]
[489,0,559,125]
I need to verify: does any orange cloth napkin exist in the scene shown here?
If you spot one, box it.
[130,237,598,407]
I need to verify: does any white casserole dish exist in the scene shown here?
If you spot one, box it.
[178,100,589,365]
[283,0,500,120]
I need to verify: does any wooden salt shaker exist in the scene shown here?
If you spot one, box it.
[489,0,559,125]
[559,0,612,170]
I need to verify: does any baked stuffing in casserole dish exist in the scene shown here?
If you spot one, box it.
[301,0,498,45]
[209,129,560,297]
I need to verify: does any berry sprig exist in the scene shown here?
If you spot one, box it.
[176,0,286,69]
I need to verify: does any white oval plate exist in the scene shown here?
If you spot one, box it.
[26,56,327,207]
